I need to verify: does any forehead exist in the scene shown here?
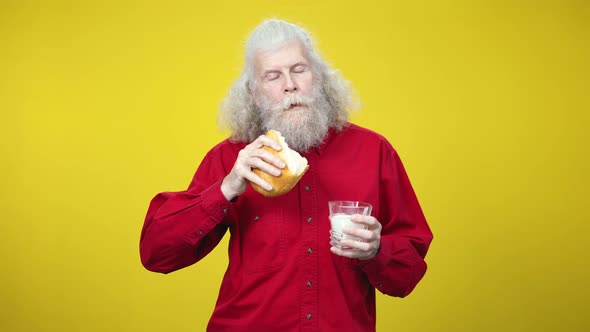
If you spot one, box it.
[254,40,310,72]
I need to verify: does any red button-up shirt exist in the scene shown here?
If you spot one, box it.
[140,123,433,332]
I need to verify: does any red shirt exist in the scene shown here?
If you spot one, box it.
[140,123,433,332]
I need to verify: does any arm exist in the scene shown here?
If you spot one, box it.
[139,147,232,274]
[140,135,285,274]
[361,145,433,297]
[331,141,433,297]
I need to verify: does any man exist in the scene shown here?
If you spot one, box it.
[140,19,433,332]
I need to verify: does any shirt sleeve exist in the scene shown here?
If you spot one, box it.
[359,140,433,297]
[139,145,234,274]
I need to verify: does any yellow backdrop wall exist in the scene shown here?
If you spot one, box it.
[1,1,588,331]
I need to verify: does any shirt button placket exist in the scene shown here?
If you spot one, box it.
[300,171,317,331]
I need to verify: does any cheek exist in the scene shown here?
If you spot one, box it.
[300,74,314,95]
[263,85,283,103]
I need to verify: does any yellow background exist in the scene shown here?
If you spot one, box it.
[2,1,588,331]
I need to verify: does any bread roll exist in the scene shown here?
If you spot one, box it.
[251,130,309,197]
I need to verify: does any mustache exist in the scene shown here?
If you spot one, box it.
[269,93,314,112]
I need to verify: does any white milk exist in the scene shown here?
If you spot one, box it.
[329,213,366,241]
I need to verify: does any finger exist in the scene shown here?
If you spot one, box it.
[329,238,340,247]
[248,156,283,176]
[350,215,379,228]
[251,135,283,152]
[330,246,355,258]
[250,149,286,169]
[341,227,374,241]
[330,246,367,259]
[339,238,372,252]
[239,169,273,191]
[351,216,382,236]
[237,147,285,171]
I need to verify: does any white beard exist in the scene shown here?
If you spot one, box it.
[256,85,330,152]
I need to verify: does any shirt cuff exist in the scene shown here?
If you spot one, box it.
[182,181,234,245]
[358,240,391,281]
[198,179,234,222]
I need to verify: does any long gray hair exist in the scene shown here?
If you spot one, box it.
[218,19,359,143]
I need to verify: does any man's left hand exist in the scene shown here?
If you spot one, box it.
[330,214,382,260]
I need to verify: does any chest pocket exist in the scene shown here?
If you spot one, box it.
[237,203,286,273]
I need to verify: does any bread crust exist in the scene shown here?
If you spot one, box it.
[251,130,309,197]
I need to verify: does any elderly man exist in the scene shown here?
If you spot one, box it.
[140,19,433,332]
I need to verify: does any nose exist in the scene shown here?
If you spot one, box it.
[283,74,298,93]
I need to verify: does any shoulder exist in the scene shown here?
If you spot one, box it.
[203,138,247,162]
[337,123,398,154]
[340,123,385,140]
[209,138,247,153]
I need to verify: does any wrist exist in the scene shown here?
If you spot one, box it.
[221,176,241,202]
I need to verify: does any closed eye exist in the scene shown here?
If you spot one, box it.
[292,64,307,73]
[264,71,280,81]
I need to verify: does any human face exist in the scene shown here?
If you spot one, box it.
[253,40,314,111]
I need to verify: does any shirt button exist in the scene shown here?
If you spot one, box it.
[223,208,228,214]
[306,281,312,287]
[378,283,383,288]
[307,248,313,254]
[305,185,311,191]
[254,216,259,221]
[198,230,203,235]
[307,217,312,223]
[306,313,312,319]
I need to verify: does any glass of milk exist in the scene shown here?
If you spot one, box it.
[328,201,372,248]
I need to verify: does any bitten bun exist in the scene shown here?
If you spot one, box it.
[251,130,309,197]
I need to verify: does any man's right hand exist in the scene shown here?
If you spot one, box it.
[220,134,286,201]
